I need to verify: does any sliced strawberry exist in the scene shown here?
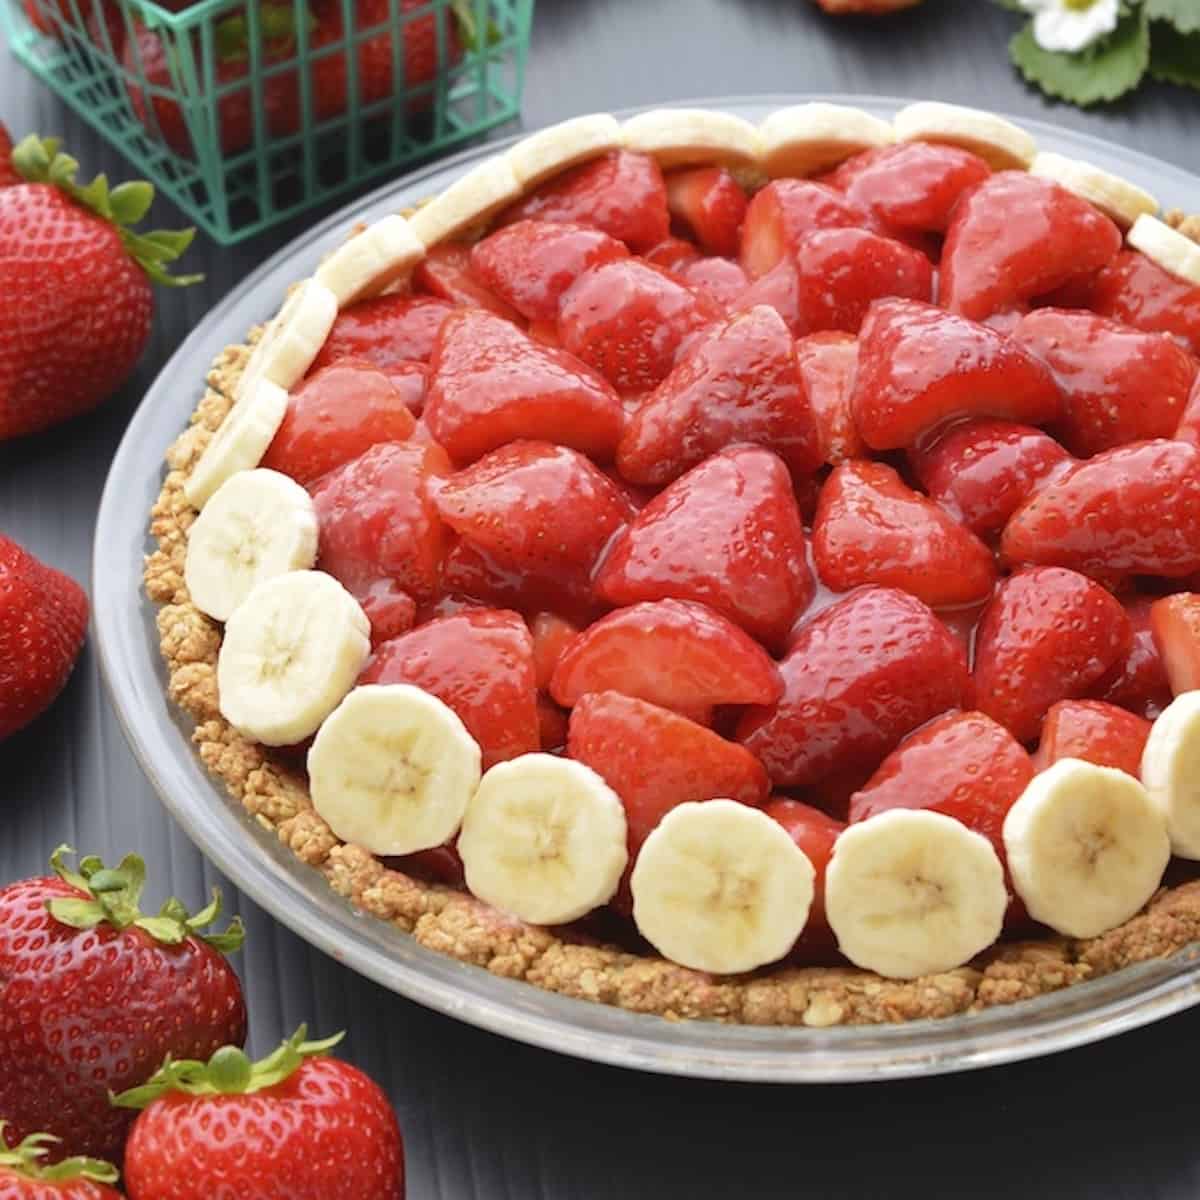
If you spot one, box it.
[794,332,865,465]
[665,166,747,258]
[812,460,997,608]
[678,256,750,310]
[424,308,624,464]
[355,577,417,646]
[1088,249,1200,357]
[261,360,417,487]
[1033,699,1151,778]
[468,219,628,323]
[1001,440,1200,580]
[739,179,875,278]
[736,586,971,787]
[310,293,456,372]
[736,228,934,338]
[550,598,782,719]
[615,304,822,486]
[940,171,1122,320]
[527,319,561,349]
[413,242,522,321]
[1015,309,1197,457]
[642,236,702,271]
[557,258,721,394]
[973,566,1131,743]
[1150,592,1200,697]
[595,445,813,650]
[497,150,670,252]
[980,306,1030,337]
[362,608,539,768]
[389,844,466,889]
[537,694,569,751]
[434,440,634,618]
[529,612,580,690]
[311,439,450,605]
[763,797,844,958]
[909,419,1072,537]
[1173,371,1200,448]
[851,299,1061,451]
[1095,597,1173,720]
[849,710,1032,858]
[822,141,992,235]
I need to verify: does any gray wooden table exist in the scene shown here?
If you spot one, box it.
[4,2,1200,1195]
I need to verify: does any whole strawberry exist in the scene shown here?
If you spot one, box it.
[117,1028,405,1199]
[0,848,247,1164]
[0,135,197,439]
[0,533,87,740]
[0,124,17,189]
[0,1127,120,1199]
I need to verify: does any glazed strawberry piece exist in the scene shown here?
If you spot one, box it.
[361,608,539,768]
[1095,597,1172,720]
[849,710,1032,858]
[498,150,670,252]
[1173,371,1200,448]
[1015,309,1197,457]
[311,439,449,606]
[529,612,580,690]
[557,258,722,394]
[643,236,702,272]
[261,361,417,487]
[737,227,934,338]
[1001,440,1200,580]
[910,419,1072,537]
[615,305,822,485]
[424,308,624,464]
[736,586,972,787]
[537,695,570,751]
[851,299,1061,451]
[940,171,1122,320]
[595,445,813,650]
[678,256,750,310]
[973,567,1131,743]
[763,798,844,958]
[822,141,992,235]
[1150,592,1200,696]
[434,440,635,618]
[413,242,522,321]
[665,166,748,258]
[355,577,417,645]
[739,179,875,278]
[1087,249,1200,357]
[468,220,628,323]
[813,460,997,608]
[389,843,466,888]
[1033,699,1151,778]
[310,293,456,372]
[550,598,782,721]
[794,332,865,464]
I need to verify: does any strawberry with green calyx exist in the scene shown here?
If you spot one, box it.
[0,846,247,1165]
[0,1125,121,1199]
[116,1027,406,1200]
[0,136,198,440]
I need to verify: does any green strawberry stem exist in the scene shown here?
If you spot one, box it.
[215,4,314,63]
[111,1025,345,1109]
[46,844,245,953]
[0,1123,119,1185]
[9,135,201,287]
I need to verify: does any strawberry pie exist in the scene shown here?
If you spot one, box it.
[146,103,1200,1028]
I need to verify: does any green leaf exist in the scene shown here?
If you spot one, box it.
[108,180,154,226]
[1009,9,1150,106]
[989,0,1025,11]
[1146,0,1200,35]
[1149,23,1200,88]
[0,1124,119,1186]
[46,897,107,930]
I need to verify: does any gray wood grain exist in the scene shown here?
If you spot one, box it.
[3,2,1200,1195]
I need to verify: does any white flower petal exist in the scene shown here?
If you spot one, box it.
[1031,0,1119,54]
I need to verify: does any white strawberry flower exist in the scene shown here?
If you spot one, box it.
[1019,0,1120,54]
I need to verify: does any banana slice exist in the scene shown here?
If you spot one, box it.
[759,103,894,178]
[314,215,427,307]
[507,112,622,188]
[184,469,319,622]
[825,810,1006,980]
[217,569,370,746]
[407,154,522,249]
[1030,152,1158,229]
[630,799,814,975]
[183,377,289,510]
[1128,214,1200,287]
[1141,691,1200,859]
[621,108,761,169]
[458,753,627,925]
[892,101,1036,170]
[1003,758,1170,938]
[308,683,482,856]
[237,279,338,402]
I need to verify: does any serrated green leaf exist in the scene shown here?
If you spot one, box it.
[1010,10,1150,106]
[1146,0,1200,35]
[1149,23,1200,88]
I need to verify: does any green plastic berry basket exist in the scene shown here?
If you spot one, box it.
[1,0,533,243]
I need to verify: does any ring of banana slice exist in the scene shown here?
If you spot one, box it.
[147,101,1200,1029]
